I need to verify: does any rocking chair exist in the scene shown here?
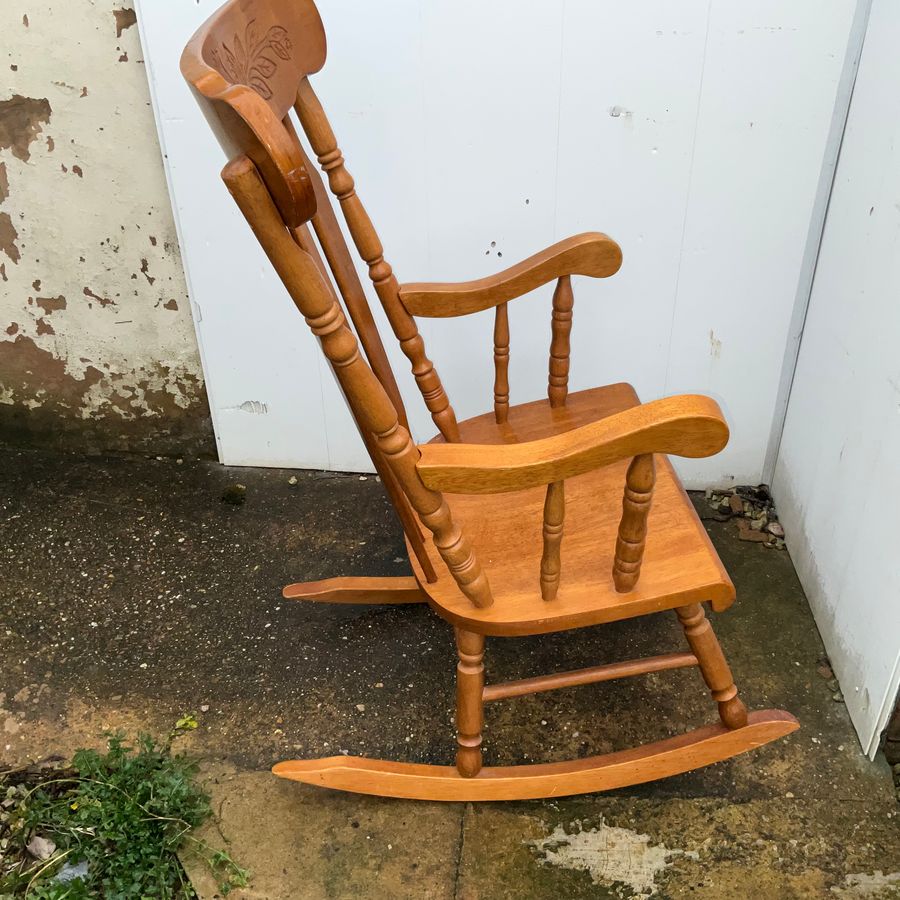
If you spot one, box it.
[181,0,798,801]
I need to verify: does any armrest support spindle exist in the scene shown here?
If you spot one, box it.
[540,480,565,601]
[612,454,656,592]
[493,302,510,424]
[548,276,574,408]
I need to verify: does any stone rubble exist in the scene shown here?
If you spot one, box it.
[705,484,787,550]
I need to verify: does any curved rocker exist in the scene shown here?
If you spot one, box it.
[273,710,798,802]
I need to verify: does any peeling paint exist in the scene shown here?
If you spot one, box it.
[0,95,52,162]
[83,286,114,308]
[0,212,21,263]
[0,2,212,457]
[35,295,66,314]
[113,8,137,38]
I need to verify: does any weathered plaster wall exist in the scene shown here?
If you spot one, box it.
[0,1,213,456]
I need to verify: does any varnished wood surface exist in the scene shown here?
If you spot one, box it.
[539,480,565,601]
[492,302,510,424]
[399,233,622,318]
[294,78,461,443]
[186,1,795,804]
[408,386,734,635]
[181,0,325,227]
[222,156,493,610]
[455,629,485,777]
[678,603,749,730]
[272,710,799,801]
[482,651,698,703]
[282,576,426,604]
[612,453,656,592]
[548,276,574,408]
[416,393,729,494]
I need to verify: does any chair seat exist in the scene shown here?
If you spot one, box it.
[408,384,735,636]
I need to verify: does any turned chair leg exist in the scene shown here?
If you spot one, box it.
[455,628,485,777]
[676,603,748,730]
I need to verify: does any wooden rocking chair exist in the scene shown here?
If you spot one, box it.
[181,0,798,801]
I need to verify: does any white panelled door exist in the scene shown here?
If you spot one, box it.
[137,0,858,485]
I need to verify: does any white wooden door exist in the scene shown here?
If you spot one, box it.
[774,0,900,757]
[138,0,860,485]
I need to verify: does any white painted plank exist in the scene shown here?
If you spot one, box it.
[139,0,856,486]
[666,0,859,487]
[773,0,900,754]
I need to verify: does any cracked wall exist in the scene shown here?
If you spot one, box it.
[0,2,214,457]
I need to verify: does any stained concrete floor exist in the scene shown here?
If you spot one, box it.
[0,445,898,899]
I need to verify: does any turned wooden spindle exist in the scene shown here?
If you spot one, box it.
[493,302,510,424]
[548,275,574,408]
[223,156,492,608]
[612,454,656,592]
[455,628,485,777]
[294,78,460,442]
[540,480,565,601]
[676,604,748,729]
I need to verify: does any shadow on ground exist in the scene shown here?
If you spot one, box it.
[1,447,897,898]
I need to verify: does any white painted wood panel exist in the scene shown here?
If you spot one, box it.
[773,0,900,756]
[137,1,857,484]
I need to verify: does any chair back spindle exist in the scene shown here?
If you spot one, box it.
[493,302,510,424]
[293,78,461,442]
[548,275,574,408]
[540,480,565,600]
[612,454,656,592]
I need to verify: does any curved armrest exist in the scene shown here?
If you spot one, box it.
[416,395,728,493]
[399,232,623,318]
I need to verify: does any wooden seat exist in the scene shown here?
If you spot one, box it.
[181,0,797,804]
[413,385,734,636]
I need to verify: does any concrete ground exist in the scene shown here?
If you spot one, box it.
[0,445,897,899]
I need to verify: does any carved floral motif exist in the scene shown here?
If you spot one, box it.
[211,20,292,100]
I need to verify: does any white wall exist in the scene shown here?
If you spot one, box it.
[0,0,210,456]
[138,0,858,484]
[773,0,900,757]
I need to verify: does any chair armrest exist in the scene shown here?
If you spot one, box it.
[416,395,728,493]
[398,232,622,318]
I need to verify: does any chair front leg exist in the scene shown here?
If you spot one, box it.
[455,628,485,777]
[676,603,748,729]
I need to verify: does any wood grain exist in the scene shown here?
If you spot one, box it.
[408,386,735,636]
[294,77,461,442]
[416,394,729,494]
[548,275,574,408]
[272,710,799,801]
[399,232,622,317]
[493,302,510,424]
[612,453,656,592]
[455,629,485,777]
[222,155,492,608]
[282,576,426,604]
[180,0,325,227]
[677,603,749,729]
[482,651,698,702]
[539,480,565,601]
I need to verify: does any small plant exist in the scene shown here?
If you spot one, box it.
[0,718,248,898]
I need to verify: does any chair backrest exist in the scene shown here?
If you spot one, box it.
[182,0,495,604]
[181,0,725,610]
